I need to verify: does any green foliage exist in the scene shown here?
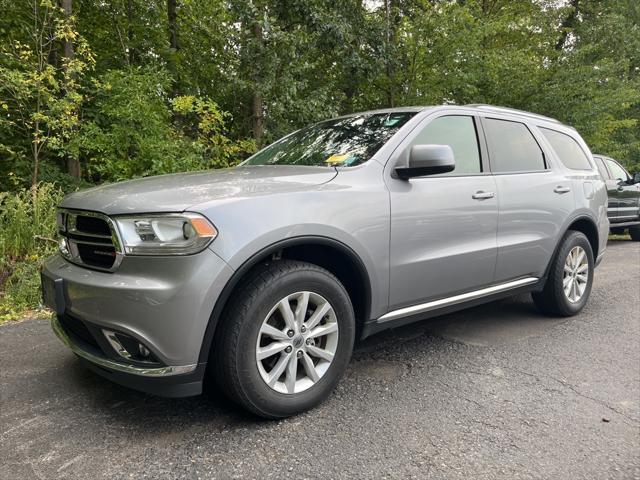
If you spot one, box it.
[0,0,94,191]
[0,183,64,322]
[75,67,255,182]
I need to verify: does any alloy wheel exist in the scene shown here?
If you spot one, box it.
[256,291,338,394]
[563,246,589,303]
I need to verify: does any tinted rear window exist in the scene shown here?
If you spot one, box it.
[540,128,592,170]
[483,118,546,172]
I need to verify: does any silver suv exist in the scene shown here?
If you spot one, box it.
[42,105,609,418]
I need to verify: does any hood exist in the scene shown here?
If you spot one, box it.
[60,166,338,215]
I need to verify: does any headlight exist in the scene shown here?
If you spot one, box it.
[114,213,217,255]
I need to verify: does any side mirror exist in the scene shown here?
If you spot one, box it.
[395,144,455,180]
[632,172,640,184]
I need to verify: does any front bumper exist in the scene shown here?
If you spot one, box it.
[43,248,234,397]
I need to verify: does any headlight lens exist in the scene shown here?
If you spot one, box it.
[114,213,217,255]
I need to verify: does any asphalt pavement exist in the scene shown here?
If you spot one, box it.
[1,240,639,479]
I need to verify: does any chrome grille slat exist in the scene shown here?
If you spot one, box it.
[58,209,124,272]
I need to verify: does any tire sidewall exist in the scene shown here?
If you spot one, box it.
[232,266,355,417]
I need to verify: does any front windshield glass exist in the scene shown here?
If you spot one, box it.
[242,112,416,168]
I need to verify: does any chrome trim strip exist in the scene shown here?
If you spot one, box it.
[377,277,539,323]
[103,330,132,359]
[52,316,197,377]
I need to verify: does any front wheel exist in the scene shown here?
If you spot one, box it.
[213,260,355,418]
[532,231,594,316]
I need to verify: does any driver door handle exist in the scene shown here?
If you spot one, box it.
[472,191,495,200]
[554,186,571,194]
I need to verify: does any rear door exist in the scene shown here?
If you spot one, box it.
[386,113,498,310]
[481,117,575,282]
[605,158,640,223]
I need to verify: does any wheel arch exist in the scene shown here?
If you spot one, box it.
[543,214,600,281]
[197,236,372,364]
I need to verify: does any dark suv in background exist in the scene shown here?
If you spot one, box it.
[594,155,640,240]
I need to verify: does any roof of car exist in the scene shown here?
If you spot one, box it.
[340,104,564,126]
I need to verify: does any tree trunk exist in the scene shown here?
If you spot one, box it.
[167,0,180,95]
[251,23,264,143]
[384,0,399,108]
[60,0,81,179]
[556,0,580,51]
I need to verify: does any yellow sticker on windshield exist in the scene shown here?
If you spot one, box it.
[325,153,350,164]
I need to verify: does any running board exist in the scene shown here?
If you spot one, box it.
[377,277,539,324]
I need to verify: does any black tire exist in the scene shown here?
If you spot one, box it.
[532,230,594,316]
[610,227,626,235]
[629,225,640,241]
[212,260,355,419]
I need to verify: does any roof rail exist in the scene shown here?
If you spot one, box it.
[464,104,562,125]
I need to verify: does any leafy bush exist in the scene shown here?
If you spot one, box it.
[76,67,255,183]
[0,183,64,322]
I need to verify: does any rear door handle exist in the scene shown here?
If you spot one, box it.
[472,191,495,200]
[554,186,571,194]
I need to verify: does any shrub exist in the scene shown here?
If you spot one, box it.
[0,183,64,322]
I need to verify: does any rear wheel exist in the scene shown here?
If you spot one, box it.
[213,260,355,418]
[629,225,640,241]
[532,231,594,316]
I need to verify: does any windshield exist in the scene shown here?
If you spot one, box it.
[242,112,416,168]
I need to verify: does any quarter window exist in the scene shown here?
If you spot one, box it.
[540,128,592,170]
[483,118,546,172]
[606,159,629,182]
[410,116,481,175]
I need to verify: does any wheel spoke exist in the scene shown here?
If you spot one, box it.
[563,275,572,288]
[301,352,320,383]
[307,345,334,362]
[564,264,573,275]
[257,342,288,360]
[305,301,331,330]
[267,352,291,387]
[575,249,586,267]
[576,273,588,284]
[260,324,289,341]
[278,298,296,330]
[309,322,338,339]
[285,355,298,393]
[294,292,310,329]
[576,262,588,274]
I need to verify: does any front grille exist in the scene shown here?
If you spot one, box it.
[58,210,122,271]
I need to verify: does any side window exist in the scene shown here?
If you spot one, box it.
[409,115,481,175]
[483,118,546,172]
[594,157,610,179]
[606,159,629,182]
[540,127,592,170]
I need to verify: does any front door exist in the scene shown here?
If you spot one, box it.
[386,114,498,311]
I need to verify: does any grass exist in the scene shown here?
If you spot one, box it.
[0,183,64,324]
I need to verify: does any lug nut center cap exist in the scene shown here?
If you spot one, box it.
[293,335,304,348]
